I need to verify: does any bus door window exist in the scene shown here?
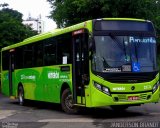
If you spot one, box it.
[73,32,89,98]
[9,49,15,96]
[73,36,83,97]
[75,37,82,74]
[81,33,89,85]
[75,34,89,85]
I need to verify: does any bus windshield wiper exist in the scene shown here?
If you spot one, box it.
[109,33,122,49]
[109,33,127,62]
[122,37,128,62]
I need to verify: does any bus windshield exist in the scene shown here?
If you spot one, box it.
[92,35,157,72]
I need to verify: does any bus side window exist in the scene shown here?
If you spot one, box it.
[57,33,72,65]
[23,45,34,68]
[34,42,43,67]
[15,47,23,69]
[44,38,57,66]
[2,51,9,70]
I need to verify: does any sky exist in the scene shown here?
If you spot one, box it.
[1,0,57,32]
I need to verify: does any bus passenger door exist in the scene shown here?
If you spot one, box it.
[9,49,15,96]
[72,29,89,105]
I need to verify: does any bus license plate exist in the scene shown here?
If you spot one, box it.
[128,96,139,101]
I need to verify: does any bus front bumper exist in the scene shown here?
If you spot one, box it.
[89,87,160,107]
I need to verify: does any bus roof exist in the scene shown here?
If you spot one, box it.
[102,18,145,22]
[1,18,147,51]
[1,20,92,51]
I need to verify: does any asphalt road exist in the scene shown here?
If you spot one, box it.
[0,93,160,128]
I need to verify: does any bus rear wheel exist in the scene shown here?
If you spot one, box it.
[18,86,25,106]
[61,88,78,114]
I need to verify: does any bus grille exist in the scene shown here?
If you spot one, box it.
[139,93,148,100]
[117,94,126,101]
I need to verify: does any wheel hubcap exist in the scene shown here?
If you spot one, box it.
[65,95,73,109]
[19,92,23,103]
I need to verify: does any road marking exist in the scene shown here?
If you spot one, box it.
[38,118,94,122]
[39,117,147,123]
[0,110,16,120]
[150,112,160,115]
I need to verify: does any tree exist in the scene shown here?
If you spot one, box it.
[48,0,160,69]
[47,0,160,35]
[0,3,9,8]
[0,5,37,48]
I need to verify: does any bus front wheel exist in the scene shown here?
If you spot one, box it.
[18,86,25,106]
[61,88,78,114]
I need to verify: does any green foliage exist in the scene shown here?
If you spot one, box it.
[47,0,160,33]
[48,0,160,70]
[0,3,9,8]
[47,0,160,74]
[0,7,37,48]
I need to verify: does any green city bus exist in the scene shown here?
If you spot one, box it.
[1,18,160,114]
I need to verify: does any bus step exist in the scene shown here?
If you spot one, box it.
[74,104,85,107]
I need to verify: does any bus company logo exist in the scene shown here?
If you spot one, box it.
[131,86,135,90]
[21,75,36,80]
[112,87,125,91]
[48,72,59,79]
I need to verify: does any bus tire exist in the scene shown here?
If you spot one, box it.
[61,88,78,114]
[18,86,25,106]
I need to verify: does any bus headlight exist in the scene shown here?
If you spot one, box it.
[94,82,102,91]
[93,81,111,96]
[102,86,111,96]
[153,81,159,93]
